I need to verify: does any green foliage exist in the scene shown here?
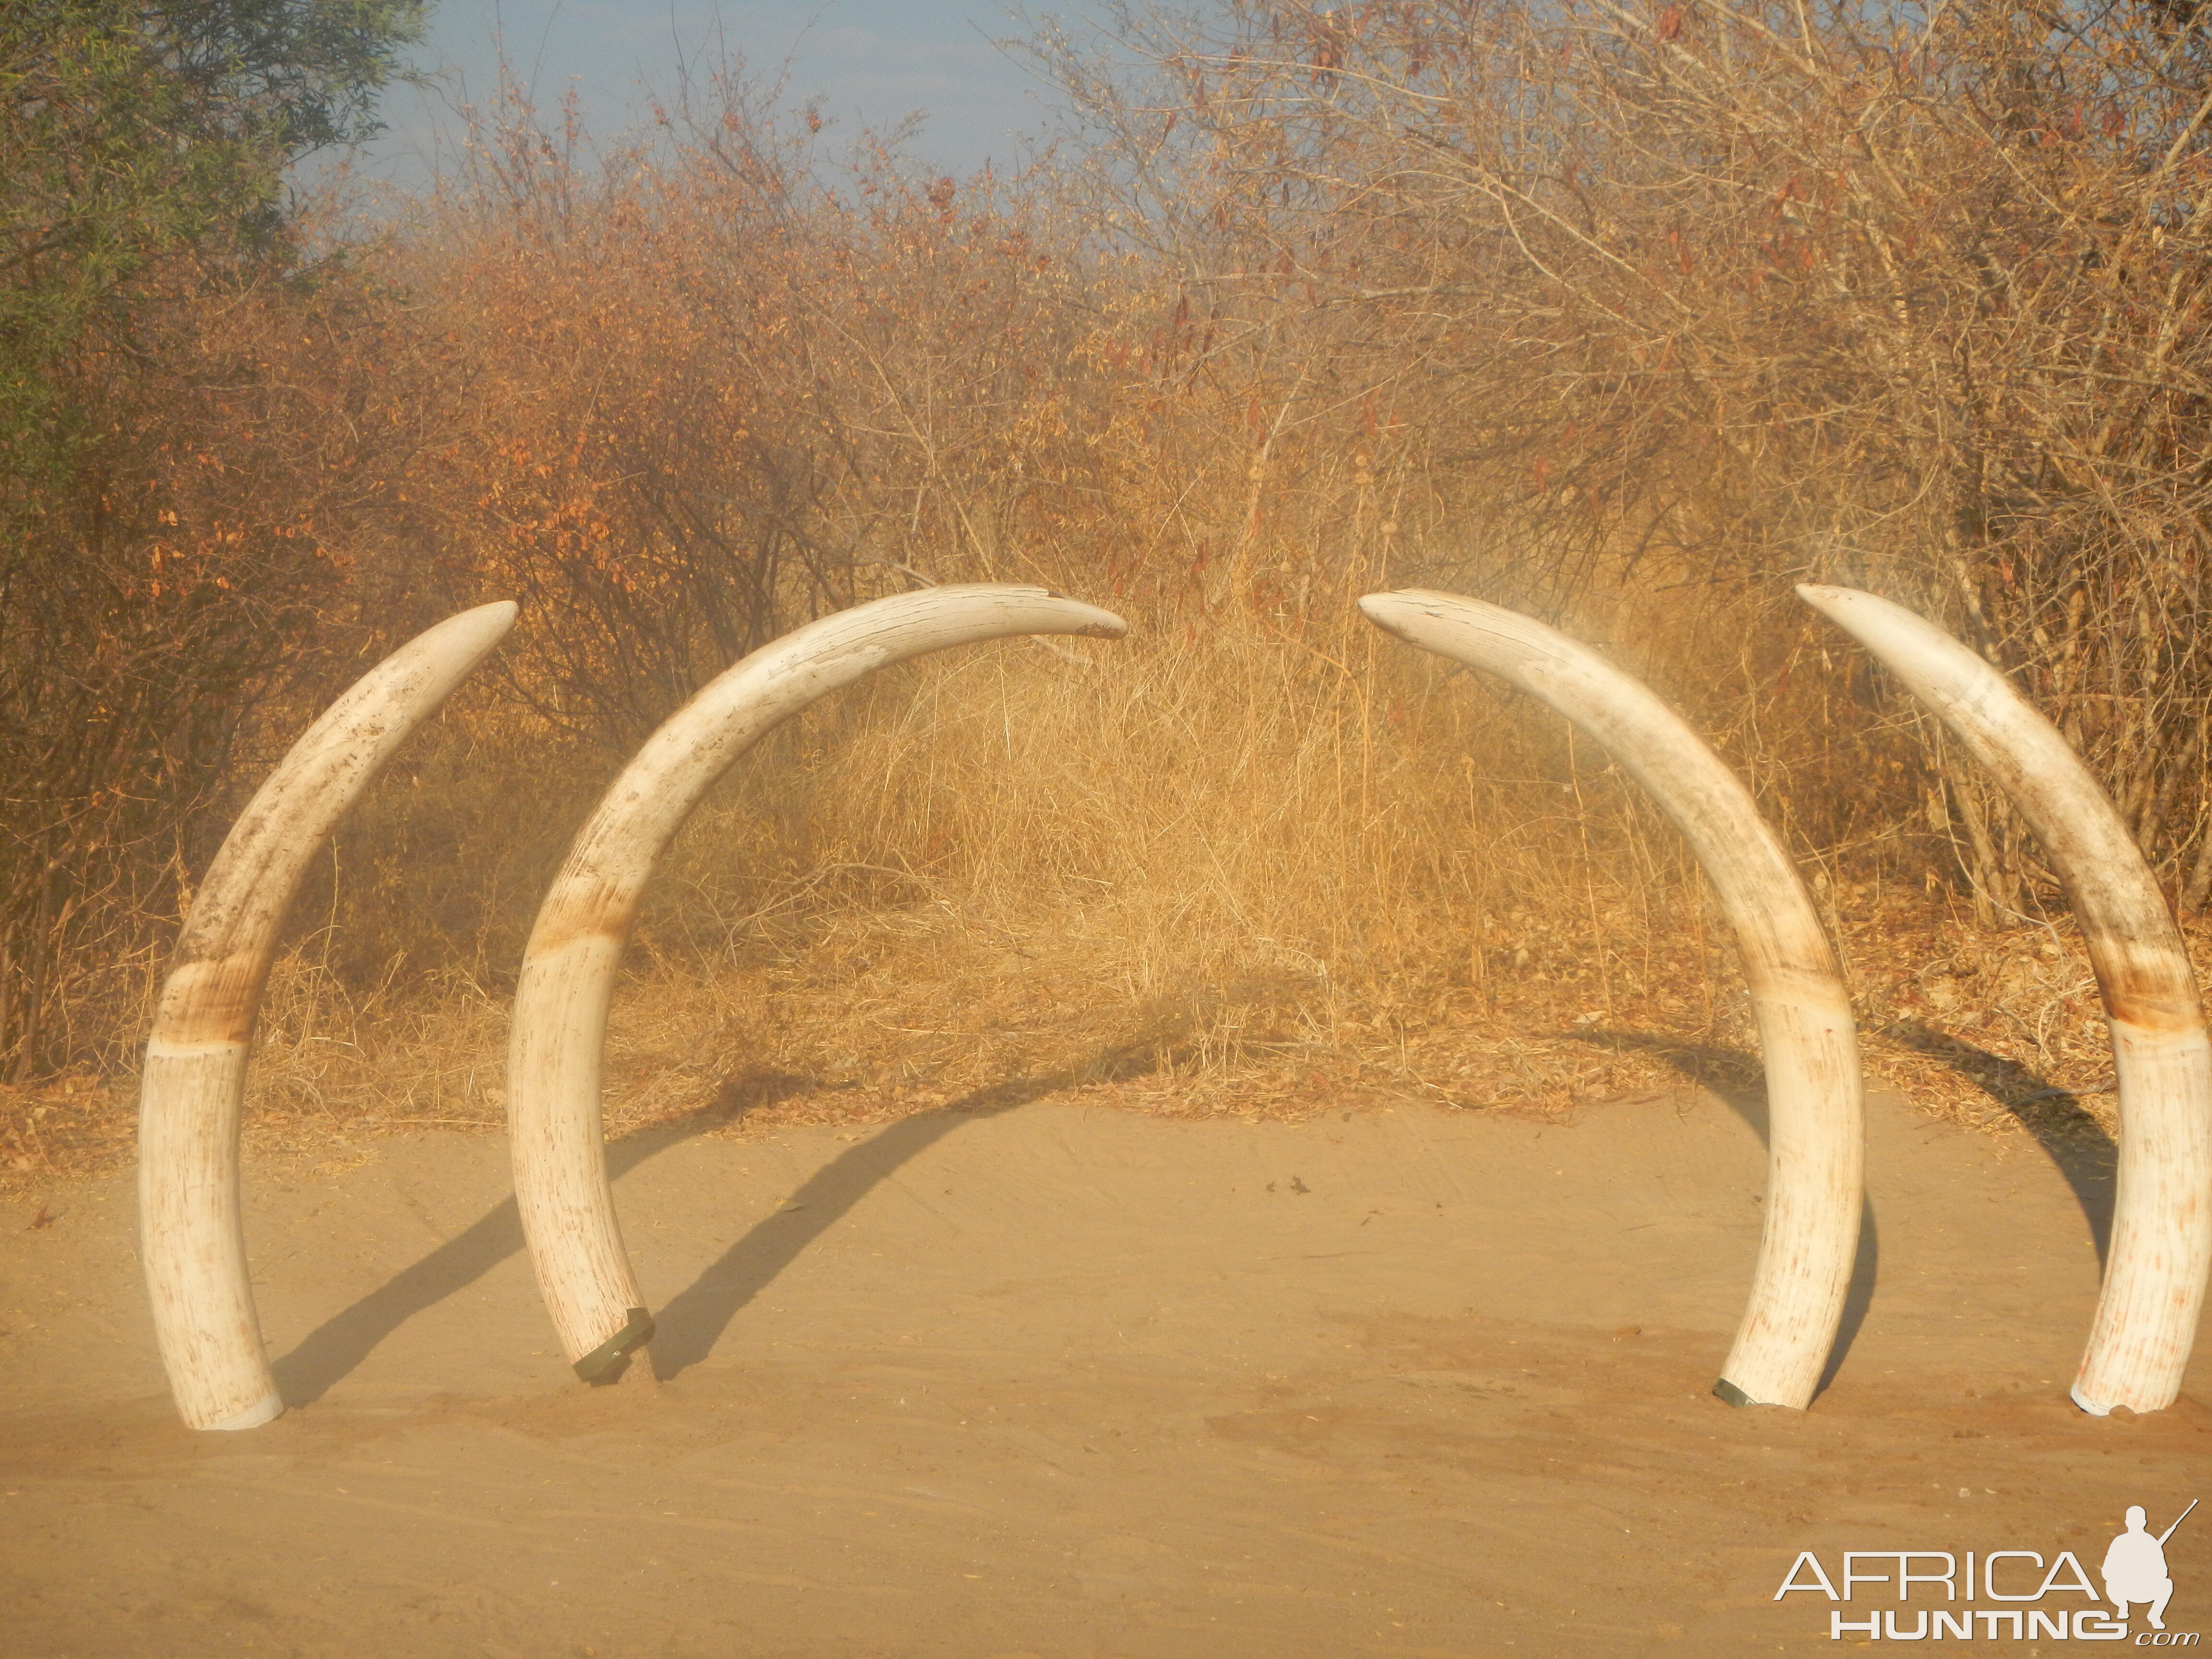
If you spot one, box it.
[0,0,424,1076]
[0,0,424,471]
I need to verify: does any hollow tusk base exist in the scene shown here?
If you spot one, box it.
[1711,1378,1776,1409]
[2069,1383,2116,1418]
[573,1307,656,1383]
[200,1394,286,1432]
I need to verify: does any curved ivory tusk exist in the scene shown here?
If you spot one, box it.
[1798,584,2212,1415]
[140,601,520,1430]
[1359,590,1863,1409]
[510,585,1128,1379]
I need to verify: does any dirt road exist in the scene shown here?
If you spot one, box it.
[3,1085,2205,1656]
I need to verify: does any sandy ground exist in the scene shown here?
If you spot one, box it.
[2,1082,2208,1658]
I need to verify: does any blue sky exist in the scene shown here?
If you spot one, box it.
[311,0,1086,197]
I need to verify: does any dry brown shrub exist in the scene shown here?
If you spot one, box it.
[1040,0,2212,922]
[17,18,2208,1187]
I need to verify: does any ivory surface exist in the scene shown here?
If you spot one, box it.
[1360,590,1864,1409]
[139,602,519,1430]
[1799,583,2212,1415]
[509,585,1127,1376]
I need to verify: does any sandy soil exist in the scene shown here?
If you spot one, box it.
[2,1082,2207,1657]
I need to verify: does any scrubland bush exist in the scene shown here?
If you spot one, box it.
[0,0,422,1078]
[1037,0,2212,920]
[12,0,2212,1160]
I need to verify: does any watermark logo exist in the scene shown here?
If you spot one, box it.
[1774,1501,2198,1643]
[2106,1503,2193,1632]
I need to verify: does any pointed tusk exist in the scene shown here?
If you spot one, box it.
[1359,590,1863,1409]
[1798,583,2212,1415]
[509,585,1127,1378]
[139,601,519,1431]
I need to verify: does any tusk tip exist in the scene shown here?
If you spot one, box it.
[1358,589,1529,657]
[1356,591,1429,638]
[414,599,522,668]
[1793,584,1881,622]
[1028,589,1127,639]
[451,597,522,637]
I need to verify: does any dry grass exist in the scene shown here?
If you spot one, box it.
[1,603,2161,1207]
[11,6,2212,1217]
[0,880,2143,1208]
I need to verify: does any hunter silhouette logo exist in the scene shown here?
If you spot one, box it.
[1775,1500,2199,1642]
[2107,1503,2196,1633]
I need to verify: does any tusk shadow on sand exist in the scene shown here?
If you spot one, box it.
[1566,1029,1877,1398]
[271,1046,1168,1404]
[1571,1016,2125,1391]
[642,1103,1010,1380]
[1880,1017,2116,1268]
[647,1052,1163,1381]
[270,1111,722,1405]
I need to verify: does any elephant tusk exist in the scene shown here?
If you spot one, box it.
[139,601,520,1431]
[508,585,1127,1379]
[1798,583,2212,1415]
[1359,589,1863,1409]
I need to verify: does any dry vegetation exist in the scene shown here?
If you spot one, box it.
[10,0,2212,1189]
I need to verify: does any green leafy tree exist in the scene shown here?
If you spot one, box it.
[0,0,425,468]
[0,0,426,1077]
